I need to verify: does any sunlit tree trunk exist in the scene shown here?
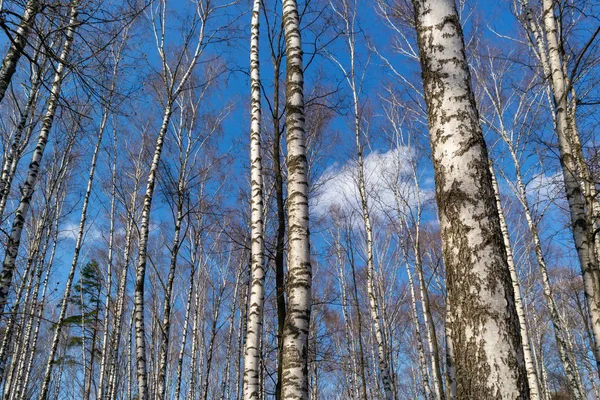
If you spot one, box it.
[243,0,266,397]
[411,0,529,396]
[280,0,312,398]
[0,0,78,318]
[489,164,543,399]
[38,79,106,400]
[0,0,39,104]
[539,0,600,375]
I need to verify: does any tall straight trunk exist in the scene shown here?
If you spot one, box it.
[403,255,433,399]
[0,0,78,317]
[18,217,59,400]
[330,1,395,394]
[332,230,363,399]
[411,207,444,400]
[96,131,116,400]
[235,277,249,400]
[490,165,541,399]
[243,1,266,397]
[221,264,243,400]
[540,0,600,375]
[11,211,55,400]
[269,25,287,400]
[174,262,195,400]
[156,191,184,400]
[133,103,173,400]
[411,0,529,397]
[0,0,39,104]
[492,111,584,397]
[280,1,312,398]
[0,259,31,384]
[202,285,224,400]
[38,79,105,400]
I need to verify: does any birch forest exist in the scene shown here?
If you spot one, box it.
[0,0,599,398]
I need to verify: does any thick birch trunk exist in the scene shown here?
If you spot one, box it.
[0,0,78,317]
[0,0,39,104]
[243,1,266,397]
[280,1,312,398]
[412,0,529,396]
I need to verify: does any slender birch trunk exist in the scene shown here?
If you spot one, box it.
[280,1,312,398]
[490,165,541,399]
[155,192,184,400]
[411,202,444,400]
[243,1,266,397]
[403,253,433,399]
[133,103,173,400]
[38,83,105,400]
[412,0,529,396]
[0,48,46,223]
[18,216,59,400]
[174,260,195,400]
[0,0,39,104]
[327,1,395,396]
[540,0,600,375]
[222,264,243,400]
[0,0,78,317]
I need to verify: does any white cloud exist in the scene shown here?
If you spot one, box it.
[311,146,433,222]
[58,221,103,241]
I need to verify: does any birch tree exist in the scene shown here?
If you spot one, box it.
[0,0,79,320]
[0,0,39,104]
[243,0,266,397]
[280,0,312,398]
[411,0,529,396]
[131,1,231,397]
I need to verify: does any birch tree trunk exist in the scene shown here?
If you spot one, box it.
[490,165,541,399]
[243,1,266,397]
[327,1,395,396]
[411,0,529,396]
[540,0,600,375]
[280,0,312,398]
[0,0,39,104]
[38,78,106,400]
[0,48,46,223]
[0,0,78,318]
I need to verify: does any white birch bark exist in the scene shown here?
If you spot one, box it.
[327,1,395,396]
[38,72,106,400]
[280,0,312,398]
[174,262,195,400]
[243,0,266,397]
[0,49,46,223]
[539,0,600,375]
[412,0,529,396]
[0,0,39,104]
[0,0,78,318]
[490,165,541,399]
[133,2,212,395]
[18,216,59,400]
